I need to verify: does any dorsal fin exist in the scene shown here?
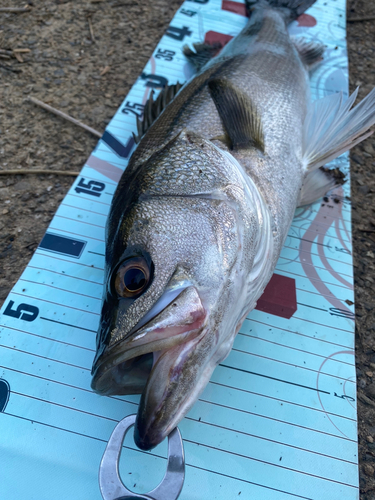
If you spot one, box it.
[183,42,223,72]
[245,0,316,21]
[208,78,264,152]
[134,82,184,143]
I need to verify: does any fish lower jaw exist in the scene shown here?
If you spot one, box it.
[91,323,207,397]
[91,351,154,396]
[134,335,219,451]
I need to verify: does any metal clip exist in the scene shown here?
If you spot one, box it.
[99,414,185,500]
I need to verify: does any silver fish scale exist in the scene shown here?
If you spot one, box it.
[137,132,252,196]
[111,196,243,344]
[94,4,317,448]
[126,8,308,265]
[106,6,310,346]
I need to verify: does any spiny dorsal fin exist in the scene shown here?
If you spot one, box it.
[134,81,184,143]
[208,78,264,152]
[292,37,325,69]
[183,42,222,72]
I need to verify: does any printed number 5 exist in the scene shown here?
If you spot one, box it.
[4,301,39,322]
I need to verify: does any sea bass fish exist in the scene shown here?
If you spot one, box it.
[91,0,375,450]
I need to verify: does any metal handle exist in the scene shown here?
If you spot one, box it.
[99,414,185,500]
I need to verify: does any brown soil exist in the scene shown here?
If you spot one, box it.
[0,0,374,497]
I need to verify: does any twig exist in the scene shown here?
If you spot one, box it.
[359,229,375,233]
[100,65,110,76]
[0,169,79,176]
[13,52,23,63]
[358,392,375,408]
[347,15,375,22]
[0,48,30,62]
[0,62,22,73]
[28,96,102,138]
[0,7,30,13]
[88,15,96,43]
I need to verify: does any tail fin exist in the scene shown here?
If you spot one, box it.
[303,87,375,171]
[246,0,316,20]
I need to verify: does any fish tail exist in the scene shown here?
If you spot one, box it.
[303,87,375,171]
[245,0,316,21]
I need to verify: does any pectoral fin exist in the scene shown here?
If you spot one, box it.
[183,42,222,71]
[293,37,325,69]
[208,78,265,152]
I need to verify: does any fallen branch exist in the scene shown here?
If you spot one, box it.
[0,48,30,63]
[28,96,102,138]
[347,15,375,22]
[358,392,375,408]
[0,169,79,176]
[88,15,96,43]
[0,62,22,73]
[0,7,30,13]
[359,229,375,233]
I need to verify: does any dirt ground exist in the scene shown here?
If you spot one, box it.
[0,0,374,497]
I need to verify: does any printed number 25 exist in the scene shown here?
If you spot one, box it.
[4,301,39,322]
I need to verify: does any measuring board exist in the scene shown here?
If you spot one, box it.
[0,1,358,499]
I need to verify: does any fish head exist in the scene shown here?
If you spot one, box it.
[91,130,262,449]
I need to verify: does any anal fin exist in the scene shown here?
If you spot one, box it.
[298,167,344,206]
[208,78,264,152]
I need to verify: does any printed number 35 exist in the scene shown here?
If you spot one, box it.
[155,48,175,61]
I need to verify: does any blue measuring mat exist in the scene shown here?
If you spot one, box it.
[0,0,358,499]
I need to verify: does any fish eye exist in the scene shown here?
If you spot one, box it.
[114,257,152,298]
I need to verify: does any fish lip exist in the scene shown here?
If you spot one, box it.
[133,388,191,451]
[132,329,211,451]
[126,279,193,337]
[91,284,207,396]
[134,415,170,451]
[91,280,191,375]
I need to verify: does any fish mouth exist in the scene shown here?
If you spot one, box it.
[91,282,207,401]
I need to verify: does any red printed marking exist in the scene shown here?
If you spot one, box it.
[86,155,123,183]
[221,0,247,17]
[255,274,297,319]
[296,13,317,27]
[204,30,234,48]
[221,2,317,27]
